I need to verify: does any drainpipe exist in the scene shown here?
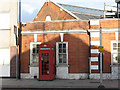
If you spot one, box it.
[18,0,21,79]
[87,30,91,79]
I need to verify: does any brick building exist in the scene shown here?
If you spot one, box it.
[18,1,120,79]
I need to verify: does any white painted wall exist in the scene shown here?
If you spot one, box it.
[0,48,10,77]
[90,32,100,37]
[0,0,18,47]
[0,30,10,47]
[91,49,99,54]
[91,65,98,70]
[30,67,39,78]
[91,41,100,46]
[90,57,98,62]
[90,20,99,25]
[0,13,10,29]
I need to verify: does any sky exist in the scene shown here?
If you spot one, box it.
[21,0,116,22]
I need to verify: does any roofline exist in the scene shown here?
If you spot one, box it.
[33,1,46,21]
[22,19,89,24]
[51,1,82,20]
[71,11,103,17]
[57,3,117,13]
[89,18,120,21]
[57,3,104,11]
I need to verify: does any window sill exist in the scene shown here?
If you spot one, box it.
[56,64,69,67]
[29,63,38,67]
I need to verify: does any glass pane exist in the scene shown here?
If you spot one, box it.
[118,48,120,52]
[113,54,118,63]
[59,59,62,63]
[59,54,62,63]
[36,55,39,63]
[63,44,66,48]
[59,49,62,53]
[63,49,66,53]
[59,44,62,48]
[113,48,117,53]
[37,44,39,53]
[118,54,120,63]
[118,43,120,47]
[33,55,37,63]
[41,53,43,61]
[33,44,36,48]
[46,53,49,56]
[44,53,47,56]
[37,50,39,53]
[113,43,117,47]
[33,48,35,53]
[63,54,66,63]
[37,44,39,49]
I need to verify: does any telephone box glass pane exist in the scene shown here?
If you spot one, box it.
[42,53,49,75]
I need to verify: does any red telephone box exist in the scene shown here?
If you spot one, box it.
[39,43,55,80]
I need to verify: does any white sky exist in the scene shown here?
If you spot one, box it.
[21,0,116,22]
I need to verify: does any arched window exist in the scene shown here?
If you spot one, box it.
[45,15,51,21]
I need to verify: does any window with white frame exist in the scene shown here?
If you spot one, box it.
[30,42,41,64]
[56,42,68,64]
[111,41,120,64]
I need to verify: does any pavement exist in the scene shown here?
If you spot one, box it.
[0,78,119,89]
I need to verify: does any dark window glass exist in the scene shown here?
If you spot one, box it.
[59,49,62,53]
[58,43,67,64]
[33,48,35,53]
[59,44,62,48]
[63,54,66,63]
[113,43,117,47]
[63,49,66,53]
[118,43,120,47]
[63,44,66,48]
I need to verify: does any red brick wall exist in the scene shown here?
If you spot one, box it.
[34,1,76,21]
[21,19,119,74]
[21,35,34,73]
[90,20,120,29]
[21,33,89,73]
[102,32,115,73]
[22,21,89,31]
[66,33,90,73]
